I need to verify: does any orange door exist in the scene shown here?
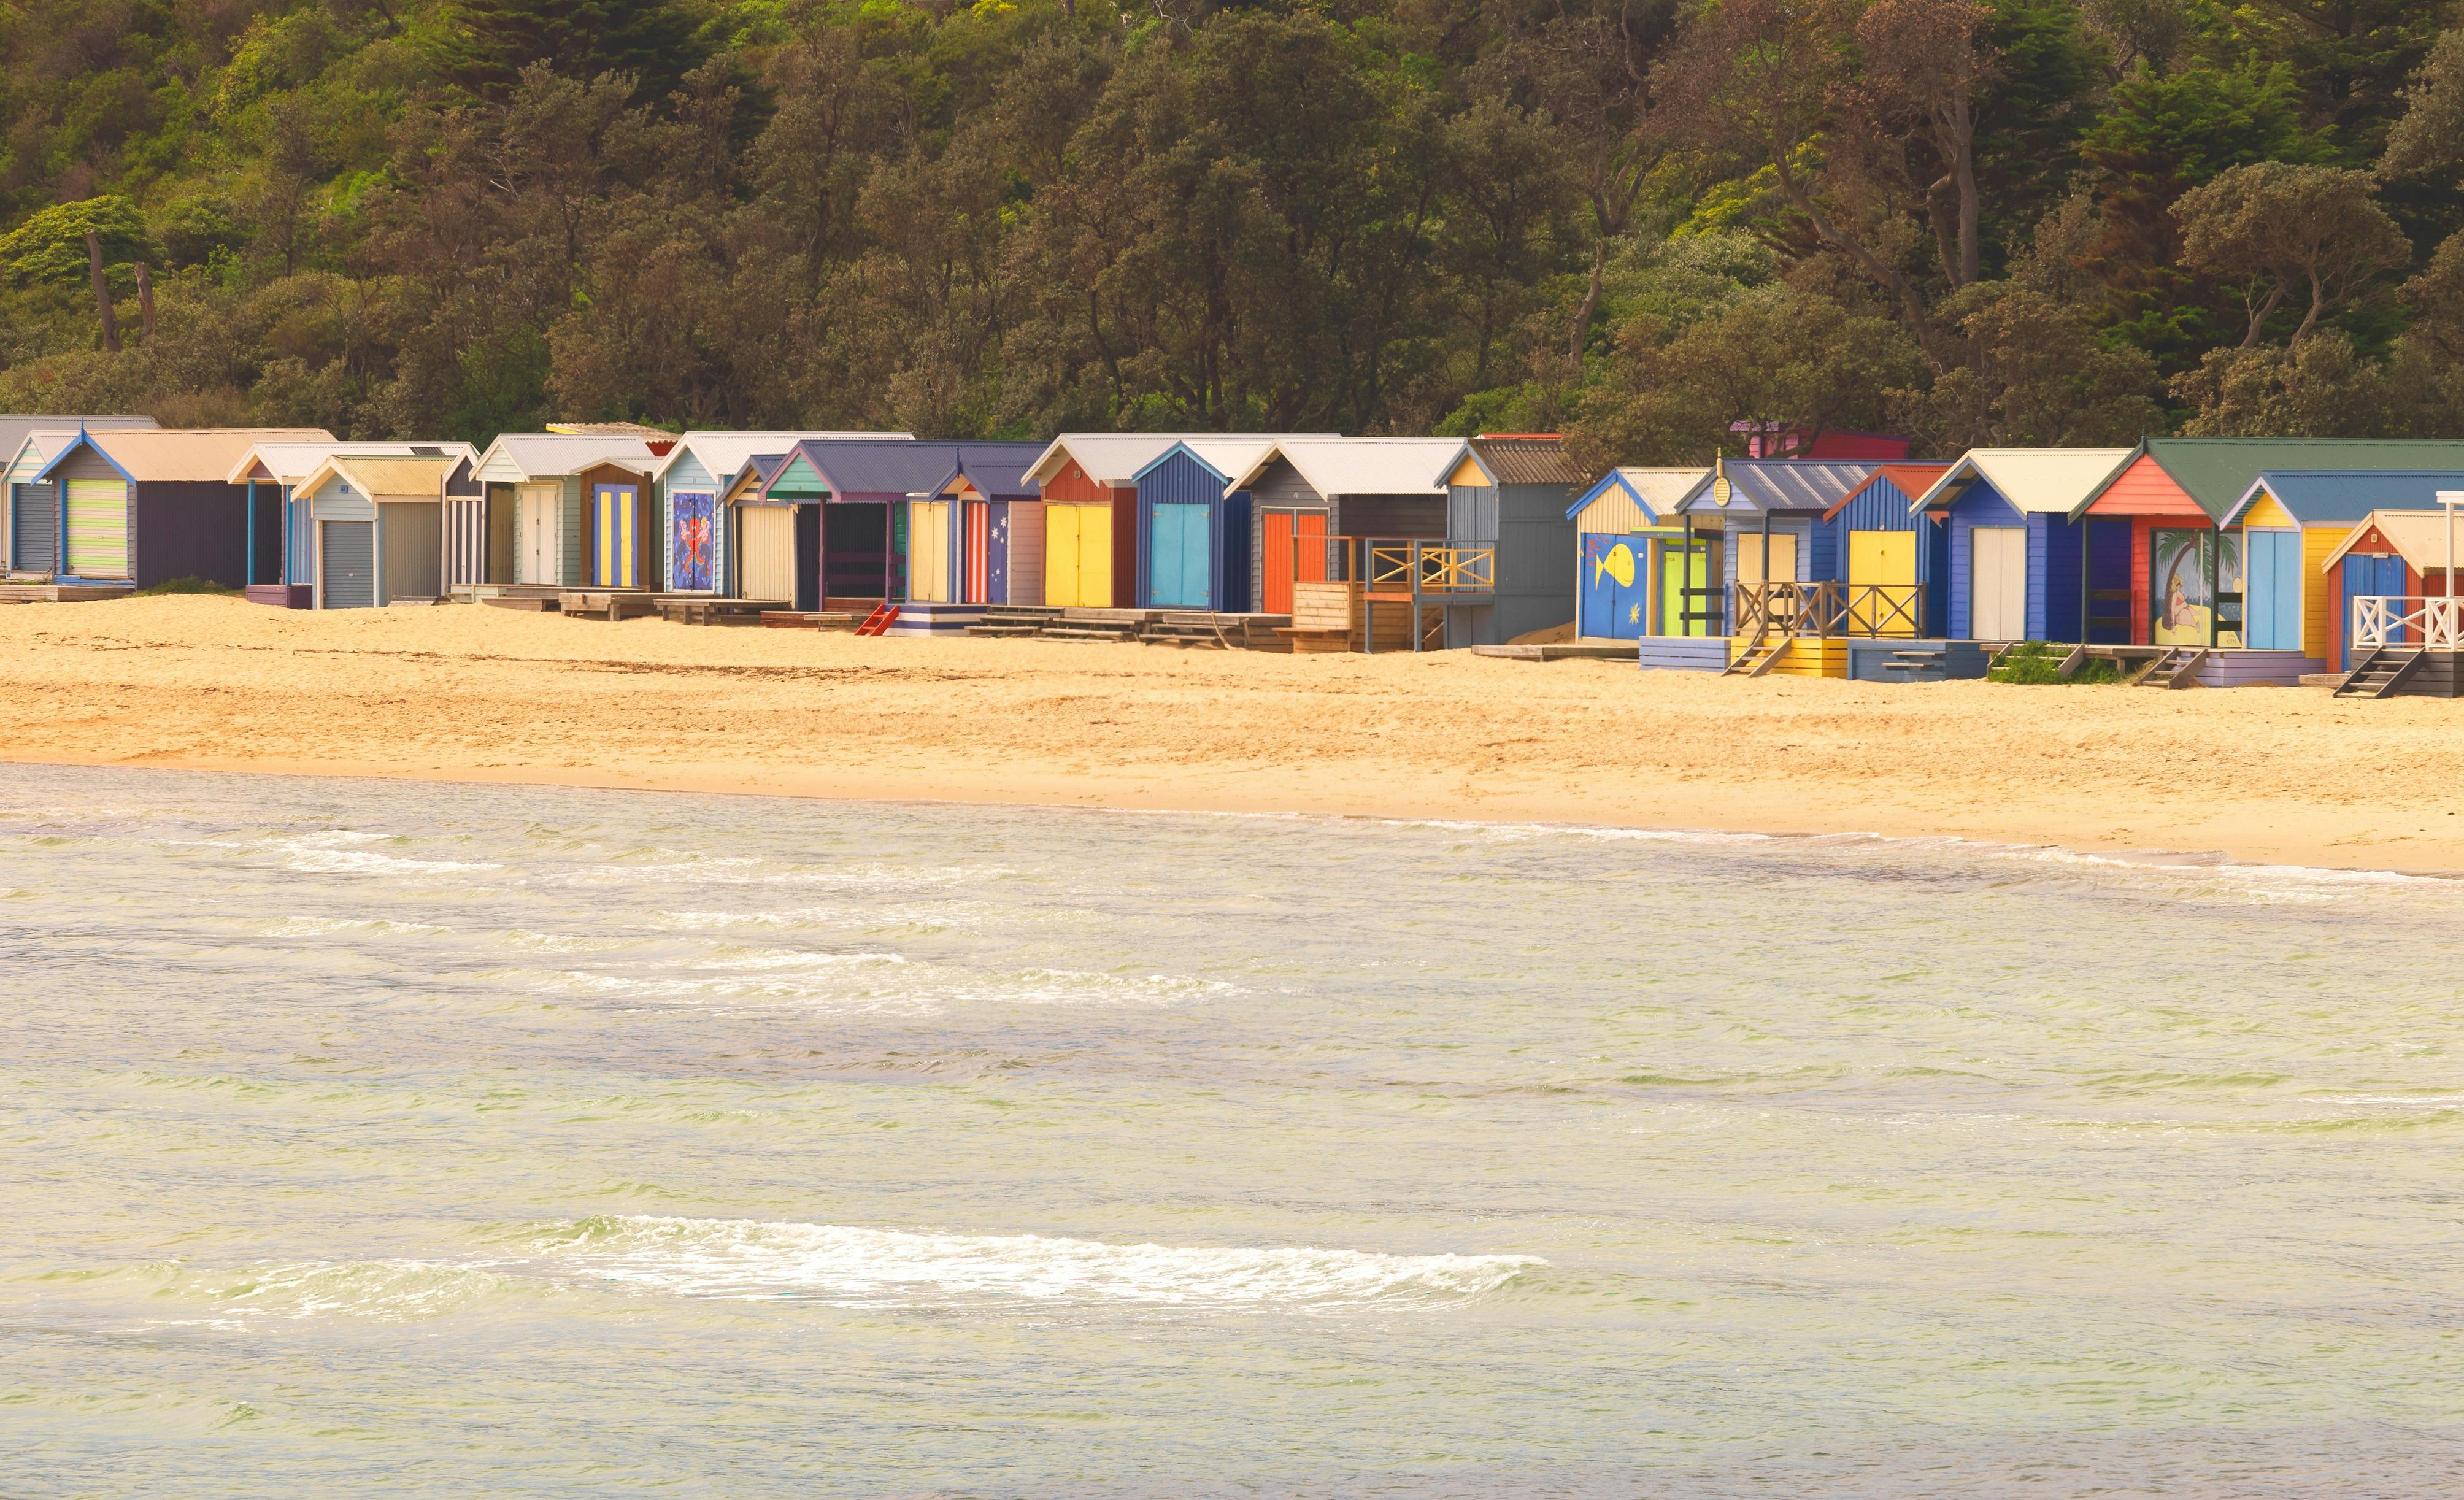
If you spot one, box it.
[1261,512,1327,613]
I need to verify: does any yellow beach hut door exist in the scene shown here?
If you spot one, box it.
[1657,540,1709,636]
[64,478,129,579]
[594,483,640,588]
[1968,526,2027,641]
[1044,502,1113,607]
[1847,531,1917,636]
[908,500,952,602]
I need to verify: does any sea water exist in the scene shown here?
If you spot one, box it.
[4,764,2462,1498]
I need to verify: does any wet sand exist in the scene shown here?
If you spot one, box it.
[2,595,2458,871]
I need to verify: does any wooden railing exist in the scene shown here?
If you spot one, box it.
[1367,539,1496,594]
[1734,582,1926,640]
[2353,595,2464,650]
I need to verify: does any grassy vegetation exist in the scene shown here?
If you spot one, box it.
[1989,641,2120,685]
[131,576,241,597]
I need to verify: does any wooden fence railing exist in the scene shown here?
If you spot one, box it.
[1734,581,1926,641]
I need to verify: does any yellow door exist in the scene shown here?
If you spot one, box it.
[1079,502,1112,606]
[1045,502,1082,606]
[909,500,951,602]
[1848,530,1917,636]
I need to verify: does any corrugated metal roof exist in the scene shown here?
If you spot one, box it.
[312,454,460,502]
[1564,467,1709,523]
[1674,458,1881,516]
[773,439,1047,502]
[2228,471,2464,526]
[1826,462,1950,519]
[2321,508,2464,572]
[226,440,477,485]
[1027,433,1322,486]
[655,431,912,487]
[2085,439,2464,521]
[1912,448,2135,516]
[1466,435,1587,487]
[6,428,85,481]
[475,433,658,483]
[73,428,333,482]
[0,415,154,466]
[934,447,1043,502]
[1231,437,1460,498]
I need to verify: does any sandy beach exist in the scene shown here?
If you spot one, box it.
[3,594,2460,871]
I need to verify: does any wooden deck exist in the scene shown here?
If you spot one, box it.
[657,596,785,626]
[0,581,137,603]
[557,590,661,621]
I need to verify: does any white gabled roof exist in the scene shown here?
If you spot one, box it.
[1231,437,1461,498]
[474,433,658,484]
[226,439,479,487]
[1027,433,1321,487]
[1912,448,2136,516]
[654,431,911,487]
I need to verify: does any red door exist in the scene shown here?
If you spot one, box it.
[963,501,990,603]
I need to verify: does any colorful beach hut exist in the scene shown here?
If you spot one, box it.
[653,431,911,596]
[231,439,480,607]
[1025,434,1314,610]
[1568,467,1710,640]
[23,426,332,593]
[1423,435,1587,647]
[3,416,157,584]
[2069,439,2464,662]
[1824,461,1951,639]
[290,452,466,609]
[1231,437,1461,617]
[1909,448,2134,644]
[895,447,1044,633]
[1128,439,1279,613]
[753,439,1046,613]
[468,434,660,590]
[2219,472,2464,667]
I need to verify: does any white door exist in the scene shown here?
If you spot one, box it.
[1969,526,2027,640]
[518,483,560,585]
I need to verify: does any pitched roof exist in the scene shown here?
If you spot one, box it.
[304,453,461,503]
[42,427,333,483]
[227,439,477,486]
[0,414,154,463]
[2321,508,2464,572]
[933,446,1042,502]
[768,439,1048,501]
[475,433,659,482]
[1230,437,1461,498]
[1026,433,1323,486]
[1462,434,1588,487]
[1128,437,1287,486]
[1911,448,2136,516]
[2079,438,2464,521]
[654,431,912,487]
[2225,470,2464,526]
[1673,458,1882,517]
[1564,466,1708,523]
[1823,461,1951,520]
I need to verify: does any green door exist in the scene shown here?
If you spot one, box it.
[1658,541,1708,636]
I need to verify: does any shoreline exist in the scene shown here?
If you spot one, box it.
[7,595,2464,875]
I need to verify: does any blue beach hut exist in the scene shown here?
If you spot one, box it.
[1131,439,1273,613]
[1910,448,2134,643]
[1566,466,1706,639]
[2220,471,2464,663]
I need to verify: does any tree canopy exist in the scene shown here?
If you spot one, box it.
[0,0,2460,456]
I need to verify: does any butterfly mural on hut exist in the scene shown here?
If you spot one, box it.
[673,493,716,591]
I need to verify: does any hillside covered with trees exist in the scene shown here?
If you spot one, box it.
[1,0,2460,463]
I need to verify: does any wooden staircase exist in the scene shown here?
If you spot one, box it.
[1723,637,1786,678]
[2336,647,2422,698]
[2130,647,2205,688]
[1879,645,1950,681]
[1139,612,1293,650]
[966,605,1061,638]
[853,602,899,636]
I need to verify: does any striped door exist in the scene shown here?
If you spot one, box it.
[65,479,129,579]
[964,501,990,603]
[320,519,374,609]
[595,485,639,588]
[671,492,715,591]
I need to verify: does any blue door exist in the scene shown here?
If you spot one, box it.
[1149,504,1211,608]
[672,491,715,591]
[2243,529,2301,650]
[2340,553,2409,667]
[1579,534,1648,639]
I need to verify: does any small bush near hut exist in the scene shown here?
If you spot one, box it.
[131,577,239,598]
[1990,642,2119,685]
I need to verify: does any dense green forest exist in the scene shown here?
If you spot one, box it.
[1,0,2460,463]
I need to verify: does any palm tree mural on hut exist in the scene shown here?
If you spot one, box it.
[2150,528,2242,648]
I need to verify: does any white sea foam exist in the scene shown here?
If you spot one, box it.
[165,1258,539,1323]
[526,1215,1541,1312]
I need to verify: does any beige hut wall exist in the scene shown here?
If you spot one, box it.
[737,504,796,602]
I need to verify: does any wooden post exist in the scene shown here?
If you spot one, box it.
[245,479,256,588]
[2207,524,2219,650]
[83,233,119,353]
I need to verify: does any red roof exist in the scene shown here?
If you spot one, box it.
[1823,462,1950,520]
